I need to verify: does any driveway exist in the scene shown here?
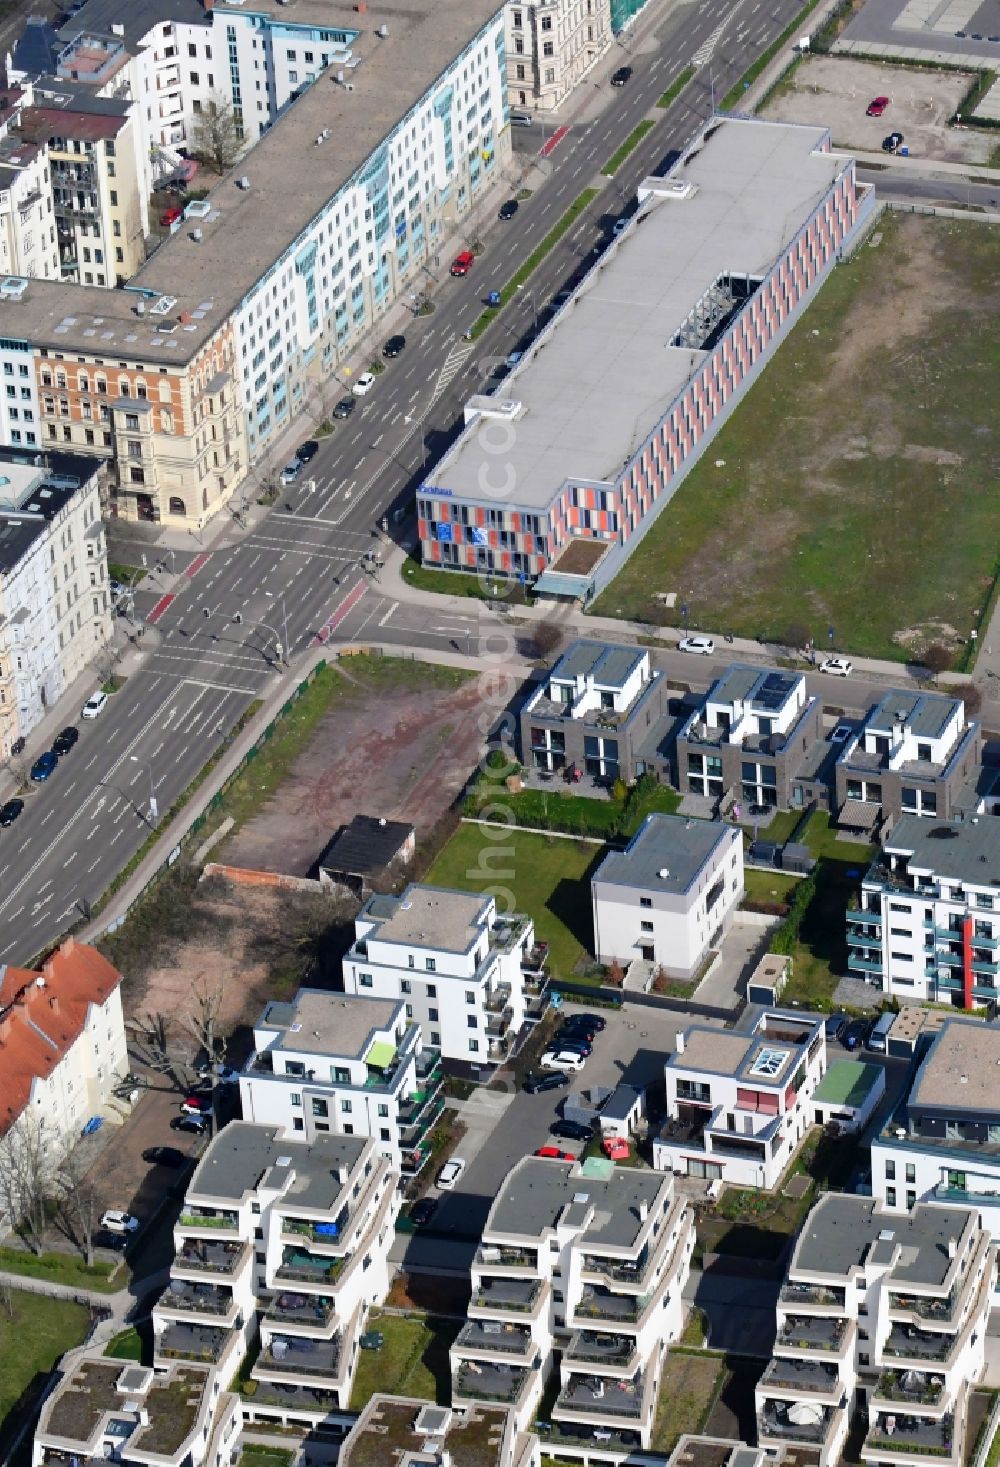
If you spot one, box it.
[692,915,778,1010]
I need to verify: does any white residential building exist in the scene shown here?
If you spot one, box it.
[591,813,744,980]
[155,1122,399,1425]
[505,0,613,112]
[757,1195,995,1467]
[0,334,43,454]
[653,1011,828,1189]
[846,816,1000,1006]
[0,450,112,758]
[0,91,60,282]
[0,938,127,1232]
[239,989,444,1182]
[872,1018,1000,1231]
[34,1356,242,1467]
[342,885,535,1070]
[455,1156,693,1448]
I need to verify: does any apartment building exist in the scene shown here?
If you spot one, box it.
[506,0,612,111]
[419,118,876,595]
[0,88,61,282]
[676,665,825,813]
[591,814,743,979]
[835,692,980,836]
[757,1195,994,1467]
[0,335,43,453]
[456,1156,693,1449]
[156,1122,399,1425]
[518,639,668,783]
[342,885,536,1070]
[33,1357,242,1467]
[239,988,444,1181]
[341,1395,538,1467]
[653,1010,827,1188]
[0,449,112,755]
[846,816,1000,1005]
[0,939,126,1231]
[872,1019,1000,1231]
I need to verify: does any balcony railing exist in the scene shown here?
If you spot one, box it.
[257,1335,341,1379]
[761,1358,841,1395]
[174,1240,246,1276]
[471,1278,542,1313]
[281,1217,348,1247]
[265,1292,336,1328]
[275,1248,347,1285]
[564,1331,636,1368]
[155,1322,229,1364]
[454,1361,529,1403]
[179,1210,240,1233]
[485,985,512,1014]
[866,1413,955,1458]
[874,1372,946,1407]
[581,1254,650,1287]
[780,1282,846,1310]
[888,1293,956,1324]
[454,1321,533,1357]
[476,1245,537,1271]
[759,1404,834,1444]
[159,1282,233,1317]
[576,1286,646,1323]
[777,1316,849,1352]
[555,1373,645,1419]
[883,1329,954,1363]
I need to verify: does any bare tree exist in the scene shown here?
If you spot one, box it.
[132,1012,173,1073]
[191,99,244,173]
[962,683,983,718]
[56,1147,100,1266]
[0,1114,53,1255]
[3,748,29,794]
[922,644,952,681]
[92,641,120,690]
[784,621,811,652]
[182,981,229,1131]
[533,619,565,660]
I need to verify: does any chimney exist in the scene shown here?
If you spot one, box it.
[48,995,60,1014]
[203,0,214,10]
[675,1032,685,1055]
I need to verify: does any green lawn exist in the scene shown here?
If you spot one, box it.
[427,825,598,978]
[349,1312,460,1410]
[602,120,656,176]
[465,770,679,839]
[402,554,533,604]
[779,813,875,1010]
[0,1292,91,1444]
[658,65,695,108]
[593,214,1000,664]
[0,1245,118,1292]
[742,867,802,907]
[651,1352,728,1454]
[105,1328,144,1361]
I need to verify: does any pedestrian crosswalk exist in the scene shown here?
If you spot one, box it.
[692,18,728,66]
[432,338,477,403]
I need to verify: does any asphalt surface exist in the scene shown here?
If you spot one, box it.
[858,166,1000,210]
[0,0,989,964]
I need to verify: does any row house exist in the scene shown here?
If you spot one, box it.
[506,0,613,112]
[342,884,537,1072]
[847,816,1000,1005]
[419,117,876,597]
[239,988,444,1183]
[155,1122,399,1427]
[455,1156,693,1450]
[757,1194,994,1467]
[653,1011,827,1188]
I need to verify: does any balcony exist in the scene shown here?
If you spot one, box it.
[490,914,531,956]
[484,984,512,1015]
[581,1252,651,1288]
[275,1247,346,1286]
[761,1358,841,1396]
[538,1422,641,1453]
[455,1321,534,1358]
[257,1333,342,1380]
[780,1282,846,1310]
[158,1281,233,1318]
[280,1216,348,1249]
[874,1371,946,1408]
[471,1277,542,1314]
[777,1315,850,1354]
[399,1095,445,1142]
[155,1322,229,1364]
[397,1078,444,1128]
[865,1412,956,1459]
[522,941,549,977]
[576,1285,645,1324]
[883,1327,954,1363]
[555,1371,646,1419]
[848,906,883,926]
[476,1245,537,1271]
[241,1379,341,1414]
[179,1209,240,1234]
[564,1331,637,1370]
[848,953,884,975]
[888,1292,956,1324]
[264,1292,336,1328]
[416,1050,442,1084]
[454,1360,531,1404]
[659,1112,710,1147]
[759,1401,837,1445]
[174,1239,246,1276]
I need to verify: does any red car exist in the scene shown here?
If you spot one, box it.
[866,96,889,117]
[450,250,475,277]
[160,205,183,227]
[535,1146,575,1161]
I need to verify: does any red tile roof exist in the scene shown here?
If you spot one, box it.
[0,938,123,1136]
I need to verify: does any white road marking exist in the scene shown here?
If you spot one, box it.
[378,601,399,627]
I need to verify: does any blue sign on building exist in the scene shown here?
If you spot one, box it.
[470,526,488,547]
[436,522,453,543]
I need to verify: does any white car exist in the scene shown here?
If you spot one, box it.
[540,1049,586,1073]
[352,372,376,396]
[679,635,715,656]
[821,656,853,677]
[81,691,108,720]
[279,457,303,485]
[436,1157,467,1191]
[101,1209,139,1234]
[613,217,629,235]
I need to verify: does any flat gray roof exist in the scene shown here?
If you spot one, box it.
[911,1020,1000,1116]
[488,1156,667,1247]
[3,0,505,360]
[867,691,961,739]
[550,640,646,690]
[430,117,844,510]
[710,664,801,713]
[55,0,206,52]
[190,1121,367,1208]
[883,815,1000,887]
[793,1194,973,1287]
[365,884,490,954]
[594,813,733,896]
[259,989,403,1060]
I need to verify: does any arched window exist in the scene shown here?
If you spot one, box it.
[159,379,171,403]
[159,409,172,433]
[168,495,186,516]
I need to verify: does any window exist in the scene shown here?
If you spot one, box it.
[640,897,652,909]
[334,1066,350,1084]
[427,984,436,998]
[377,1103,389,1118]
[425,957,436,972]
[906,1190,916,1209]
[886,1186,897,1207]
[408,954,415,968]
[340,1099,353,1113]
[466,991,476,1005]
[359,972,373,988]
[469,1039,479,1053]
[905,1163,915,1184]
[885,1160,896,1181]
[379,1127,391,1141]
[640,920,653,933]
[401,979,411,994]
[467,1015,477,1028]
[291,1093,301,1107]
[311,1097,328,1117]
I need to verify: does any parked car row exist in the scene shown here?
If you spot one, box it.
[537,1011,606,1076]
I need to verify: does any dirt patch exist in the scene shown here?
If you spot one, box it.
[222,661,501,877]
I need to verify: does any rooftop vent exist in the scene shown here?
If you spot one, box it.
[111,21,124,35]
[148,294,177,316]
[0,276,29,300]
[658,867,670,879]
[377,22,389,35]
[276,1155,292,1167]
[572,1192,590,1204]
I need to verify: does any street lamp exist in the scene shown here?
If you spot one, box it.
[129,756,158,823]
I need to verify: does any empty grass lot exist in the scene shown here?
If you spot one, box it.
[782,813,875,1009]
[349,1312,459,1410]
[594,215,1000,663]
[651,1352,728,1454]
[426,825,598,979]
[0,1293,90,1445]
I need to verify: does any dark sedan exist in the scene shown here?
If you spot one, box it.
[52,726,80,756]
[333,397,355,419]
[297,440,319,463]
[498,198,519,220]
[0,799,24,826]
[610,65,632,86]
[383,334,406,359]
[551,1118,593,1142]
[30,751,58,782]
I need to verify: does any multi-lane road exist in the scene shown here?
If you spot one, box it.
[0,0,985,964]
